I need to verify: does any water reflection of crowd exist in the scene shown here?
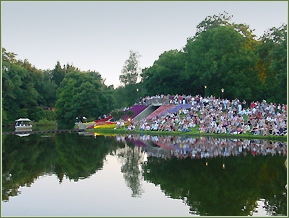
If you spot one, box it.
[116,134,287,159]
[126,94,287,136]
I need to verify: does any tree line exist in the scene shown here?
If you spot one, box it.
[2,12,287,128]
[140,13,287,103]
[2,49,118,128]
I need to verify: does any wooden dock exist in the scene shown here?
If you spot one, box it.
[2,129,84,135]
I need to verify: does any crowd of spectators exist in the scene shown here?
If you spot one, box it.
[124,94,287,136]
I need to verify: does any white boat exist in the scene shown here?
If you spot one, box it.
[15,118,32,132]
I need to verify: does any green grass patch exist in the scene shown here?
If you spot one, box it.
[86,125,287,141]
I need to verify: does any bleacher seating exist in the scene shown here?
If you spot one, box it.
[164,104,192,115]
[122,104,148,121]
[146,104,176,120]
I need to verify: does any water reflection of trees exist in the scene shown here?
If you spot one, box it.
[2,133,118,201]
[54,133,112,181]
[116,138,145,197]
[116,134,287,216]
[2,134,58,201]
[2,133,287,216]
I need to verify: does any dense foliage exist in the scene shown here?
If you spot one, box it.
[141,50,187,95]
[256,24,287,103]
[2,48,57,124]
[55,70,115,128]
[2,49,116,128]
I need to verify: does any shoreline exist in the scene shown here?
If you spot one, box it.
[86,128,287,141]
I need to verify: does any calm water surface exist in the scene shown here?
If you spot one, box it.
[2,132,287,216]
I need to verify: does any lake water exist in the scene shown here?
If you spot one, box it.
[2,132,287,216]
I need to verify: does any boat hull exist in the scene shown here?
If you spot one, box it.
[15,126,32,132]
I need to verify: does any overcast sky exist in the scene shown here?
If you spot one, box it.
[2,1,288,87]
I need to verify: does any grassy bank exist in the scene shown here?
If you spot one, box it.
[86,126,287,142]
[34,119,57,126]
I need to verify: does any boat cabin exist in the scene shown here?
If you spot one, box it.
[15,118,32,132]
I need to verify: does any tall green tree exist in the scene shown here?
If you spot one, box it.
[2,54,41,121]
[55,70,114,128]
[119,50,141,86]
[52,61,66,87]
[184,24,260,101]
[116,50,143,107]
[195,11,233,36]
[141,50,188,96]
[2,48,17,63]
[256,24,287,103]
[38,70,57,108]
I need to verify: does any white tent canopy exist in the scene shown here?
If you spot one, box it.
[15,118,31,122]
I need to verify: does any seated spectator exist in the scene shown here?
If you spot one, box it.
[272,125,280,135]
[127,124,135,131]
[250,124,260,135]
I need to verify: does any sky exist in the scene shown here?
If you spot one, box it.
[2,1,288,88]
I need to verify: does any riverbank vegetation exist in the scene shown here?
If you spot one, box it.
[2,12,286,129]
[35,119,57,126]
